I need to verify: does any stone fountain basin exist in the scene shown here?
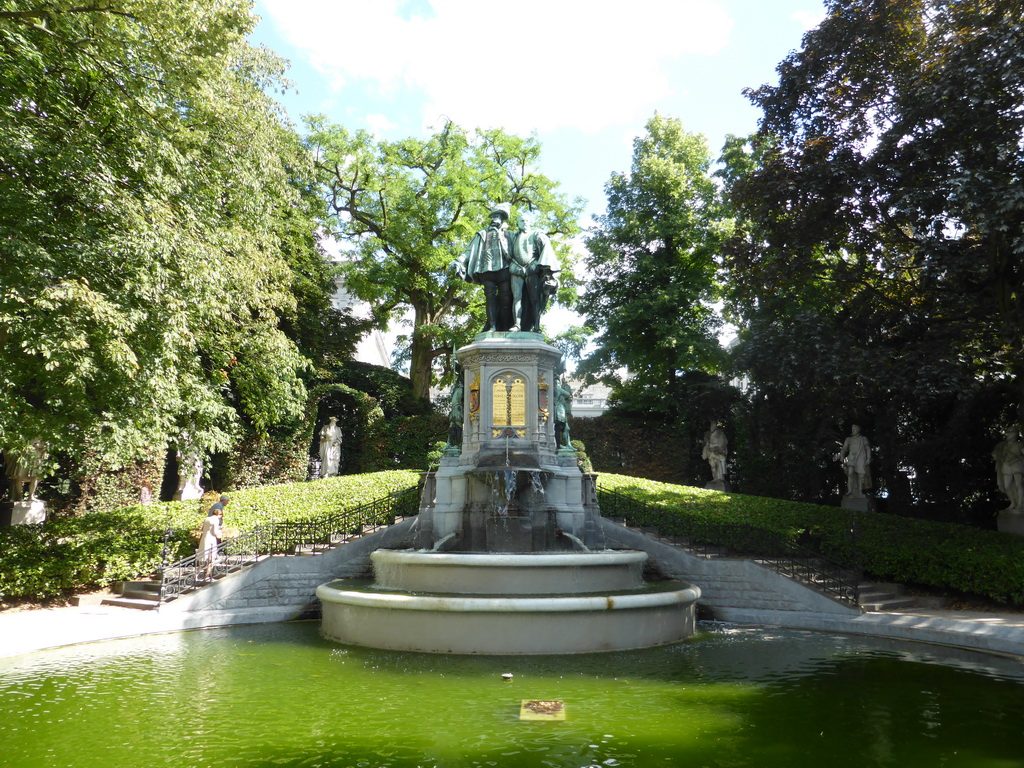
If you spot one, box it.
[316,549,701,654]
[316,581,700,654]
[369,549,648,594]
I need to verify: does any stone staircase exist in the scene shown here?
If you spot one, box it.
[90,519,417,610]
[614,518,932,613]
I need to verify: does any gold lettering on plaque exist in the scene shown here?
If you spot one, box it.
[492,375,526,427]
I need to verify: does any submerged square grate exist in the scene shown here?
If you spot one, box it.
[519,700,566,721]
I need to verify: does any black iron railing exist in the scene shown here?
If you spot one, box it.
[597,486,861,607]
[158,485,420,603]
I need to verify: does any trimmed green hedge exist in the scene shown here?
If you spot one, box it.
[7,469,1022,607]
[600,473,1024,606]
[0,470,419,603]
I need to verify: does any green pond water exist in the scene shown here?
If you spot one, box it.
[1,622,1022,768]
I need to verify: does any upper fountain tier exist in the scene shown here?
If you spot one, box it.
[414,334,603,553]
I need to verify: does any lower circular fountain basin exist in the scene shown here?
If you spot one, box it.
[370,549,648,594]
[316,581,701,654]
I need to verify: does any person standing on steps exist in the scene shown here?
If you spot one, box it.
[197,505,224,581]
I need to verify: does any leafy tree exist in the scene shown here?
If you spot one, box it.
[720,0,1023,518]
[0,0,323,480]
[305,119,582,399]
[579,114,731,420]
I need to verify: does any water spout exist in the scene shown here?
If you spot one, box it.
[527,470,545,497]
[431,532,459,552]
[557,529,591,553]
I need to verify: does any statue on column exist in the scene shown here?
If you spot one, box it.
[840,425,872,498]
[450,204,514,332]
[319,417,343,478]
[992,427,1024,512]
[702,420,728,484]
[510,212,559,333]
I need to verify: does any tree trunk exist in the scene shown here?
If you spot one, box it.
[409,337,434,401]
[408,302,436,401]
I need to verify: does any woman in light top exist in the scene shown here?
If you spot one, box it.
[197,507,223,580]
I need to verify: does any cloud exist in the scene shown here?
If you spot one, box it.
[791,8,825,31]
[259,0,733,134]
[365,113,398,133]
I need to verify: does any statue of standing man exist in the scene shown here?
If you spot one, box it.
[451,204,514,332]
[555,374,573,451]
[702,420,728,484]
[446,367,465,453]
[840,425,872,498]
[510,212,559,333]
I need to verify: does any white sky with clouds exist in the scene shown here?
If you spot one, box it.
[252,0,826,216]
[249,0,827,363]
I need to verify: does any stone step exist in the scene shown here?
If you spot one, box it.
[121,588,161,602]
[858,582,904,594]
[119,580,162,594]
[860,596,919,611]
[857,582,921,611]
[118,580,161,601]
[110,580,162,603]
[859,590,899,603]
[99,596,161,611]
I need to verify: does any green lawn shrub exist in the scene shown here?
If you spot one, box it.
[0,470,419,602]
[600,473,1024,606]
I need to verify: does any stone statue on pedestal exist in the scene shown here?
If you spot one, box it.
[173,449,204,501]
[3,440,48,501]
[555,374,573,451]
[840,425,872,498]
[993,427,1024,512]
[702,420,728,483]
[701,420,729,490]
[319,417,343,478]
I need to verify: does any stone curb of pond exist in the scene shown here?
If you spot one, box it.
[2,598,1024,662]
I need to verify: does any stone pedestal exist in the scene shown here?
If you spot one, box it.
[173,477,204,501]
[841,496,874,513]
[0,499,47,526]
[996,512,1024,536]
[705,479,730,492]
[414,332,603,552]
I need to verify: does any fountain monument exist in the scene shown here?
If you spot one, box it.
[318,206,700,653]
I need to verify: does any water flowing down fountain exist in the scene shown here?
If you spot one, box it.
[318,206,700,653]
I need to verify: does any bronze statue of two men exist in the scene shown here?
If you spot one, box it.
[451,204,558,333]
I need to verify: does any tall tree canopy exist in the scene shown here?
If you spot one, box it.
[305,119,582,400]
[0,0,322,473]
[721,0,1024,515]
[579,114,730,420]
